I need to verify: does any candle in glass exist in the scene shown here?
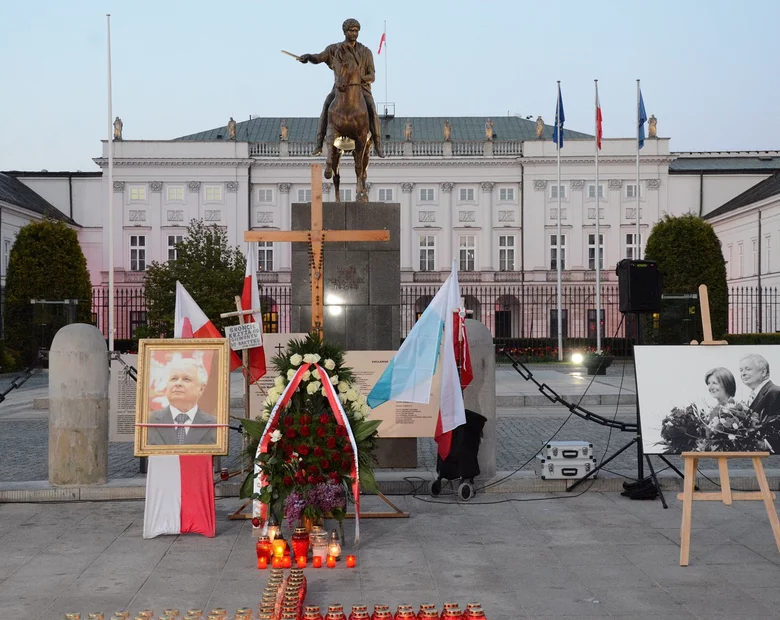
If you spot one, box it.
[312,556,323,568]
[297,555,307,568]
[282,556,292,568]
[346,555,356,568]
[272,556,283,568]
[326,555,337,568]
[272,538,287,558]
[267,523,281,542]
[258,556,268,569]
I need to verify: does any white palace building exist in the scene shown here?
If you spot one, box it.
[3,114,780,342]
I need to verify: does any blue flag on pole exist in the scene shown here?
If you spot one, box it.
[638,90,647,149]
[552,86,565,149]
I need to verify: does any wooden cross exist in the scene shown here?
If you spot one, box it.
[244,164,390,336]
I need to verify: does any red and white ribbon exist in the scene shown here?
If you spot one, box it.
[253,363,361,543]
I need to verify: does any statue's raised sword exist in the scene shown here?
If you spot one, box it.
[281,50,302,61]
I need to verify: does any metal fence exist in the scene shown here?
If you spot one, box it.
[89,283,780,346]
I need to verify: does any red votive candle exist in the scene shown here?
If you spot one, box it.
[257,556,268,569]
[297,555,307,568]
[282,556,292,569]
[312,556,323,568]
[326,555,337,568]
[345,555,356,568]
[272,556,283,569]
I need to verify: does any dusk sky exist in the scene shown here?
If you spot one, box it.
[1,0,778,171]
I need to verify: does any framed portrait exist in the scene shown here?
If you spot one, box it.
[636,345,780,455]
[134,338,230,456]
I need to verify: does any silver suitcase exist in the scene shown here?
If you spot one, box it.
[539,440,593,460]
[534,454,597,480]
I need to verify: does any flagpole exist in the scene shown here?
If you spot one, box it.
[556,81,563,361]
[383,20,388,107]
[107,14,115,353]
[636,79,641,260]
[594,79,601,353]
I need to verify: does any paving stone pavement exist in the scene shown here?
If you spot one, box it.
[2,493,780,619]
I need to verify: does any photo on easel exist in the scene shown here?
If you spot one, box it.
[636,345,780,454]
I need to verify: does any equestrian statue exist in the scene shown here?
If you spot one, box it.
[293,18,384,203]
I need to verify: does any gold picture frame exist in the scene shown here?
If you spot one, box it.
[134,338,230,456]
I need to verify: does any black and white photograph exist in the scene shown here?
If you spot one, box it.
[636,345,780,454]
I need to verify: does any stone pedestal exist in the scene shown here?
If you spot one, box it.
[463,319,496,480]
[49,324,109,486]
[292,201,415,466]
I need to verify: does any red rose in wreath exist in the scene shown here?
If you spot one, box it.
[307,475,316,484]
[316,427,328,438]
[319,414,330,425]
[297,444,310,456]
[284,415,294,427]
[335,426,348,437]
[286,428,296,439]
[283,475,294,486]
[329,471,340,482]
[300,425,311,437]
[300,414,312,425]
[326,437,337,449]
[342,443,352,453]
[320,459,331,471]
[313,446,324,457]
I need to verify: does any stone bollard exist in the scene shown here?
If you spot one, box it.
[49,324,109,486]
[463,319,496,481]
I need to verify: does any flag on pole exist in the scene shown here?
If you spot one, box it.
[241,243,267,383]
[377,29,387,54]
[596,87,603,150]
[175,281,242,370]
[368,261,467,459]
[638,89,647,149]
[434,308,473,459]
[552,85,565,149]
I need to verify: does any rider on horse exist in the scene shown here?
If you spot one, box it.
[298,18,385,159]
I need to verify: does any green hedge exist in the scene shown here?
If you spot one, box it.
[725,333,780,345]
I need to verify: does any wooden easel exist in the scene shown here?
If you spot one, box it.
[243,167,408,519]
[219,295,264,521]
[679,284,780,565]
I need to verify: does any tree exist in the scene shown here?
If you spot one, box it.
[5,219,92,365]
[140,220,246,339]
[644,214,728,340]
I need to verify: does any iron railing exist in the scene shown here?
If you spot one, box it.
[88,283,780,346]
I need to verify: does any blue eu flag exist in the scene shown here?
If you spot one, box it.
[552,87,565,149]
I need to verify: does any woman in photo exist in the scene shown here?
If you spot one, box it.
[704,366,737,421]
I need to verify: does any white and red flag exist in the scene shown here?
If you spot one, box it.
[596,86,603,150]
[377,29,386,54]
[241,243,267,383]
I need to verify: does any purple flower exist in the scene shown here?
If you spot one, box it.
[283,491,306,526]
[305,482,346,514]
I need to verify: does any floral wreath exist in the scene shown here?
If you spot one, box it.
[239,334,380,541]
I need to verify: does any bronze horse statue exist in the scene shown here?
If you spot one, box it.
[323,47,372,203]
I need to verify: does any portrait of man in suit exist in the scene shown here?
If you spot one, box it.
[740,353,780,452]
[147,357,218,446]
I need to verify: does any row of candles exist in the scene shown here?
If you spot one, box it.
[257,526,356,570]
[62,601,488,620]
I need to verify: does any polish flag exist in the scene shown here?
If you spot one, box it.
[175,281,242,370]
[434,308,473,460]
[241,243,267,383]
[377,30,386,55]
[143,281,236,539]
[596,88,603,150]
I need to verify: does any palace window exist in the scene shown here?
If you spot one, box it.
[625,183,645,199]
[765,235,772,273]
[378,188,393,202]
[588,233,604,270]
[130,235,146,271]
[459,235,476,271]
[339,189,353,202]
[625,233,642,260]
[257,241,274,272]
[257,188,274,203]
[550,184,567,200]
[3,239,10,274]
[297,188,312,202]
[550,234,566,270]
[205,185,222,201]
[129,186,146,201]
[419,188,435,202]
[738,242,744,277]
[167,186,183,201]
[167,235,183,262]
[459,188,475,202]
[587,183,605,200]
[418,235,435,272]
[498,235,515,271]
[499,187,515,201]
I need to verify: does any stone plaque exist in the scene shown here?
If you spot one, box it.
[109,355,138,442]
